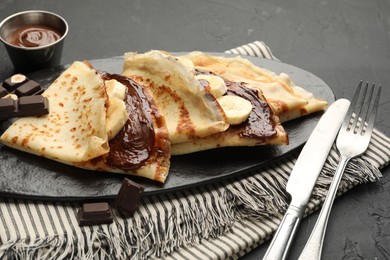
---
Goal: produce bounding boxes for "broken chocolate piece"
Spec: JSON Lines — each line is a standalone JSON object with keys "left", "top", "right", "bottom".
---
{"left": 19, "top": 95, "right": 48, "bottom": 110}
{"left": 77, "top": 202, "right": 113, "bottom": 226}
{"left": 0, "top": 95, "right": 49, "bottom": 120}
{"left": 2, "top": 74, "right": 28, "bottom": 92}
{"left": 14, "top": 80, "right": 42, "bottom": 96}
{"left": 0, "top": 98, "right": 16, "bottom": 112}
{"left": 0, "top": 86, "right": 8, "bottom": 98}
{"left": 115, "top": 178, "right": 145, "bottom": 216}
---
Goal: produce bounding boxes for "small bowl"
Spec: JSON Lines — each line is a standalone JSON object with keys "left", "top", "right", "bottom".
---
{"left": 0, "top": 10, "right": 68, "bottom": 73}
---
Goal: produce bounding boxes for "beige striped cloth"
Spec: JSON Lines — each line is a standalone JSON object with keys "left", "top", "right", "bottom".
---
{"left": 0, "top": 41, "right": 389, "bottom": 259}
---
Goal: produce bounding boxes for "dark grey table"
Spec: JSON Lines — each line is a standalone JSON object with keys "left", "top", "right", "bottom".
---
{"left": 1, "top": 1, "right": 389, "bottom": 259}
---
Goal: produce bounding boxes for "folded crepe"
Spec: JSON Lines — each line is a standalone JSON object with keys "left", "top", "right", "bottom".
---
{"left": 76, "top": 73, "right": 171, "bottom": 183}
{"left": 1, "top": 61, "right": 109, "bottom": 162}
{"left": 121, "top": 51, "right": 289, "bottom": 155}
{"left": 180, "top": 51, "right": 328, "bottom": 123}
{"left": 123, "top": 50, "right": 229, "bottom": 144}
{"left": 171, "top": 77, "right": 288, "bottom": 155}
{"left": 170, "top": 52, "right": 328, "bottom": 154}
{"left": 0, "top": 61, "right": 171, "bottom": 183}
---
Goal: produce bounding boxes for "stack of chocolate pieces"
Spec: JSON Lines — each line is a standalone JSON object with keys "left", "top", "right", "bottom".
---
{"left": 2, "top": 74, "right": 44, "bottom": 96}
{"left": 0, "top": 74, "right": 49, "bottom": 120}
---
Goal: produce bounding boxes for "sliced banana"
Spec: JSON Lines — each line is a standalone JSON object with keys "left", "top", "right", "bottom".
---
{"left": 105, "top": 79, "right": 129, "bottom": 140}
{"left": 195, "top": 74, "right": 227, "bottom": 98}
{"left": 217, "top": 95, "right": 252, "bottom": 125}
{"left": 106, "top": 98, "right": 129, "bottom": 140}
{"left": 105, "top": 79, "right": 127, "bottom": 100}
{"left": 176, "top": 57, "right": 195, "bottom": 73}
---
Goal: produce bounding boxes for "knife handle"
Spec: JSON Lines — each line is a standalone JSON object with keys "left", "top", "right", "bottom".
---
{"left": 263, "top": 205, "right": 303, "bottom": 260}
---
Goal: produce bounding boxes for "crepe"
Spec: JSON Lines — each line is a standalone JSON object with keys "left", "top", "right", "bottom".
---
{"left": 122, "top": 51, "right": 290, "bottom": 155}
{"left": 171, "top": 78, "right": 288, "bottom": 155}
{"left": 170, "top": 51, "right": 329, "bottom": 154}
{"left": 76, "top": 73, "right": 171, "bottom": 183}
{"left": 123, "top": 50, "right": 229, "bottom": 144}
{"left": 0, "top": 61, "right": 171, "bottom": 183}
{"left": 180, "top": 51, "right": 328, "bottom": 123}
{"left": 0, "top": 61, "right": 109, "bottom": 162}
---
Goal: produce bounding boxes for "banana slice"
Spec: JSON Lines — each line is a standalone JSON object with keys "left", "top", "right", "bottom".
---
{"left": 176, "top": 57, "right": 195, "bottom": 73}
{"left": 106, "top": 79, "right": 126, "bottom": 100}
{"left": 106, "top": 98, "right": 129, "bottom": 140}
{"left": 195, "top": 74, "right": 227, "bottom": 98}
{"left": 105, "top": 79, "right": 129, "bottom": 140}
{"left": 217, "top": 95, "right": 252, "bottom": 125}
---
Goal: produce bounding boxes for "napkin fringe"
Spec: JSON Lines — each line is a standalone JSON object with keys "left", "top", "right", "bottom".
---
{"left": 226, "top": 149, "right": 383, "bottom": 221}
{"left": 128, "top": 191, "right": 237, "bottom": 258}
{"left": 313, "top": 157, "right": 382, "bottom": 200}
{"left": 0, "top": 228, "right": 126, "bottom": 260}
{"left": 0, "top": 191, "right": 238, "bottom": 259}
{"left": 224, "top": 160, "right": 291, "bottom": 219}
{"left": 0, "top": 235, "right": 75, "bottom": 260}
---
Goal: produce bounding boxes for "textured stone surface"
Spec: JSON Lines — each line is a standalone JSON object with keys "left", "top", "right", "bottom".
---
{"left": 1, "top": 0, "right": 389, "bottom": 258}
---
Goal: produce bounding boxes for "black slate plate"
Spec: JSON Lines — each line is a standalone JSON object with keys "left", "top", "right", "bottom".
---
{"left": 0, "top": 53, "right": 334, "bottom": 201}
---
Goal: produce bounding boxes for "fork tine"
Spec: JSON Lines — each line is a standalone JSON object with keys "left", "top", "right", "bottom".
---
{"left": 344, "top": 81, "right": 363, "bottom": 131}
{"left": 365, "top": 84, "right": 381, "bottom": 134}
{"left": 346, "top": 81, "right": 381, "bottom": 137}
{"left": 356, "top": 82, "right": 374, "bottom": 135}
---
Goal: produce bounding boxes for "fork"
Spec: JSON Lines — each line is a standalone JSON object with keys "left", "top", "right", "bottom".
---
{"left": 298, "top": 81, "right": 381, "bottom": 260}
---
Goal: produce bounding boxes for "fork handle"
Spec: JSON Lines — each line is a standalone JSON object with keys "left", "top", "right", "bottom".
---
{"left": 298, "top": 155, "right": 350, "bottom": 260}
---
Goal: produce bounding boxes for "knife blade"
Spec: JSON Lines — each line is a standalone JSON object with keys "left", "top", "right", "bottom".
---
{"left": 262, "top": 98, "right": 350, "bottom": 260}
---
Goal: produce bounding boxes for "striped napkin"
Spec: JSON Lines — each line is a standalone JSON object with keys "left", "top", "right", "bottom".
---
{"left": 0, "top": 42, "right": 389, "bottom": 260}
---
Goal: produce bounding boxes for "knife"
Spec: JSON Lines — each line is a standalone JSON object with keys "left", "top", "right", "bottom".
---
{"left": 262, "top": 98, "right": 350, "bottom": 260}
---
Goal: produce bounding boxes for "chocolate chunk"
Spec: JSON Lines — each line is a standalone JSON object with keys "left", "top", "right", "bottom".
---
{"left": 14, "top": 80, "right": 42, "bottom": 96}
{"left": 77, "top": 202, "right": 113, "bottom": 226}
{"left": 1, "top": 74, "right": 47, "bottom": 121}
{"left": 2, "top": 74, "right": 28, "bottom": 92}
{"left": 0, "top": 98, "right": 16, "bottom": 112}
{"left": 19, "top": 95, "right": 47, "bottom": 109}
{"left": 0, "top": 96, "right": 49, "bottom": 120}
{"left": 115, "top": 178, "right": 144, "bottom": 216}
{"left": 0, "top": 86, "right": 8, "bottom": 98}
{"left": 2, "top": 74, "right": 44, "bottom": 97}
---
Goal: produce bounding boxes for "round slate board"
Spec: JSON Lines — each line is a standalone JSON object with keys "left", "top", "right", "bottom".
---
{"left": 0, "top": 53, "right": 335, "bottom": 201}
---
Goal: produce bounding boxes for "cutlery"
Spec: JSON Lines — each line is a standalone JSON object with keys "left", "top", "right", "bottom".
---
{"left": 298, "top": 81, "right": 381, "bottom": 260}
{"left": 263, "top": 98, "right": 350, "bottom": 260}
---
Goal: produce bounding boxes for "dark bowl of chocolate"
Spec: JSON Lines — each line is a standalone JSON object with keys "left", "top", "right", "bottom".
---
{"left": 0, "top": 10, "right": 68, "bottom": 73}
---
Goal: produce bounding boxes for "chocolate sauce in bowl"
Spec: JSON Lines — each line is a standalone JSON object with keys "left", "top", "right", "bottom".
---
{"left": 6, "top": 25, "right": 62, "bottom": 48}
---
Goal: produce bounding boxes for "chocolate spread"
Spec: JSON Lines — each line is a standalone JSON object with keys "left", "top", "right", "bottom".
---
{"left": 225, "top": 80, "right": 277, "bottom": 139}
{"left": 101, "top": 73, "right": 155, "bottom": 170}
{"left": 195, "top": 69, "right": 277, "bottom": 140}
{"left": 6, "top": 25, "right": 62, "bottom": 48}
